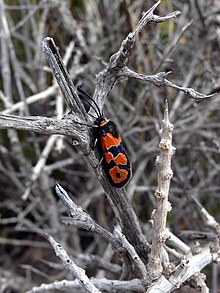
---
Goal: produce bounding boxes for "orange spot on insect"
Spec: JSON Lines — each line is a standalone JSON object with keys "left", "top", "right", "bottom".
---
{"left": 114, "top": 153, "right": 127, "bottom": 165}
{"left": 109, "top": 166, "right": 128, "bottom": 184}
{"left": 105, "top": 152, "right": 114, "bottom": 164}
{"left": 104, "top": 150, "right": 127, "bottom": 165}
{"left": 101, "top": 133, "right": 122, "bottom": 150}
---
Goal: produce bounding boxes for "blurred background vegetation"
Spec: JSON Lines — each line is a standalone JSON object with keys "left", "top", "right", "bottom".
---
{"left": 0, "top": 0, "right": 219, "bottom": 292}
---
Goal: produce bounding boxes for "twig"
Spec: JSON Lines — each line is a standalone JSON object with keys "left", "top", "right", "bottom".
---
{"left": 55, "top": 184, "right": 147, "bottom": 281}
{"left": 1, "top": 85, "right": 58, "bottom": 114}
{"left": 44, "top": 232, "right": 101, "bottom": 293}
{"left": 114, "top": 227, "right": 148, "bottom": 282}
{"left": 55, "top": 183, "right": 122, "bottom": 250}
{"left": 94, "top": 1, "right": 181, "bottom": 110}
{"left": 0, "top": 113, "right": 86, "bottom": 138}
{"left": 155, "top": 20, "right": 193, "bottom": 72}
{"left": 0, "top": 1, "right": 31, "bottom": 174}
{"left": 78, "top": 253, "right": 122, "bottom": 276}
{"left": 0, "top": 237, "right": 49, "bottom": 248}
{"left": 26, "top": 278, "right": 144, "bottom": 293}
{"left": 0, "top": 0, "right": 28, "bottom": 114}
{"left": 191, "top": 195, "right": 220, "bottom": 235}
{"left": 166, "top": 229, "right": 191, "bottom": 255}
{"left": 41, "top": 37, "right": 87, "bottom": 118}
{"left": 21, "top": 264, "right": 54, "bottom": 281}
{"left": 178, "top": 230, "right": 218, "bottom": 241}
{"left": 194, "top": 0, "right": 206, "bottom": 28}
{"left": 122, "top": 68, "right": 216, "bottom": 101}
{"left": 22, "top": 135, "right": 58, "bottom": 200}
{"left": 147, "top": 101, "right": 175, "bottom": 281}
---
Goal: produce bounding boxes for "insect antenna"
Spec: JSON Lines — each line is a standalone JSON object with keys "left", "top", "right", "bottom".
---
{"left": 78, "top": 93, "right": 100, "bottom": 118}
{"left": 77, "top": 86, "right": 102, "bottom": 117}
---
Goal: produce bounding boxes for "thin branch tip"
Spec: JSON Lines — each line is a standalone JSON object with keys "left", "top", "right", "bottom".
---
{"left": 164, "top": 100, "right": 169, "bottom": 122}
{"left": 42, "top": 36, "right": 53, "bottom": 45}
{"left": 41, "top": 37, "right": 52, "bottom": 51}
{"left": 44, "top": 231, "right": 49, "bottom": 238}
{"left": 173, "top": 10, "right": 181, "bottom": 17}
{"left": 165, "top": 71, "right": 172, "bottom": 76}
{"left": 152, "top": 0, "right": 161, "bottom": 10}
{"left": 55, "top": 181, "right": 60, "bottom": 187}
{"left": 55, "top": 182, "right": 62, "bottom": 192}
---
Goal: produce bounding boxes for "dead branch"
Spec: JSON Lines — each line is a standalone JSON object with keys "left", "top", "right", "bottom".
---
{"left": 147, "top": 101, "right": 175, "bottom": 281}
{"left": 27, "top": 278, "right": 144, "bottom": 293}
{"left": 44, "top": 233, "right": 102, "bottom": 293}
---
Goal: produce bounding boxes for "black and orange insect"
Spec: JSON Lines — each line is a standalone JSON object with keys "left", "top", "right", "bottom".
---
{"left": 77, "top": 87, "right": 132, "bottom": 188}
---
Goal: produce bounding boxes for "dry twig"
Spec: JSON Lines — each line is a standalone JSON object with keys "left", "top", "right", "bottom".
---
{"left": 147, "top": 101, "right": 175, "bottom": 281}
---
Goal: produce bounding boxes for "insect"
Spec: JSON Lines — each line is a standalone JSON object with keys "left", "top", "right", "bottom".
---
{"left": 77, "top": 86, "right": 132, "bottom": 188}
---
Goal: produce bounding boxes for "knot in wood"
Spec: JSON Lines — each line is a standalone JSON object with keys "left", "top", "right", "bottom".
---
{"left": 155, "top": 155, "right": 161, "bottom": 165}
{"left": 154, "top": 189, "right": 166, "bottom": 199}
{"left": 127, "top": 32, "right": 135, "bottom": 44}
{"left": 167, "top": 122, "right": 174, "bottom": 132}
{"left": 165, "top": 262, "right": 176, "bottom": 276}
{"left": 164, "top": 171, "right": 173, "bottom": 180}
{"left": 213, "top": 223, "right": 220, "bottom": 235}
{"left": 191, "top": 241, "right": 201, "bottom": 255}
{"left": 72, "top": 139, "right": 80, "bottom": 147}
{"left": 112, "top": 238, "right": 123, "bottom": 251}
{"left": 190, "top": 272, "right": 206, "bottom": 288}
{"left": 40, "top": 118, "right": 54, "bottom": 129}
{"left": 159, "top": 231, "right": 168, "bottom": 243}
{"left": 180, "top": 258, "right": 189, "bottom": 268}
{"left": 159, "top": 140, "right": 169, "bottom": 150}
{"left": 210, "top": 239, "right": 219, "bottom": 253}
{"left": 148, "top": 255, "right": 162, "bottom": 271}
